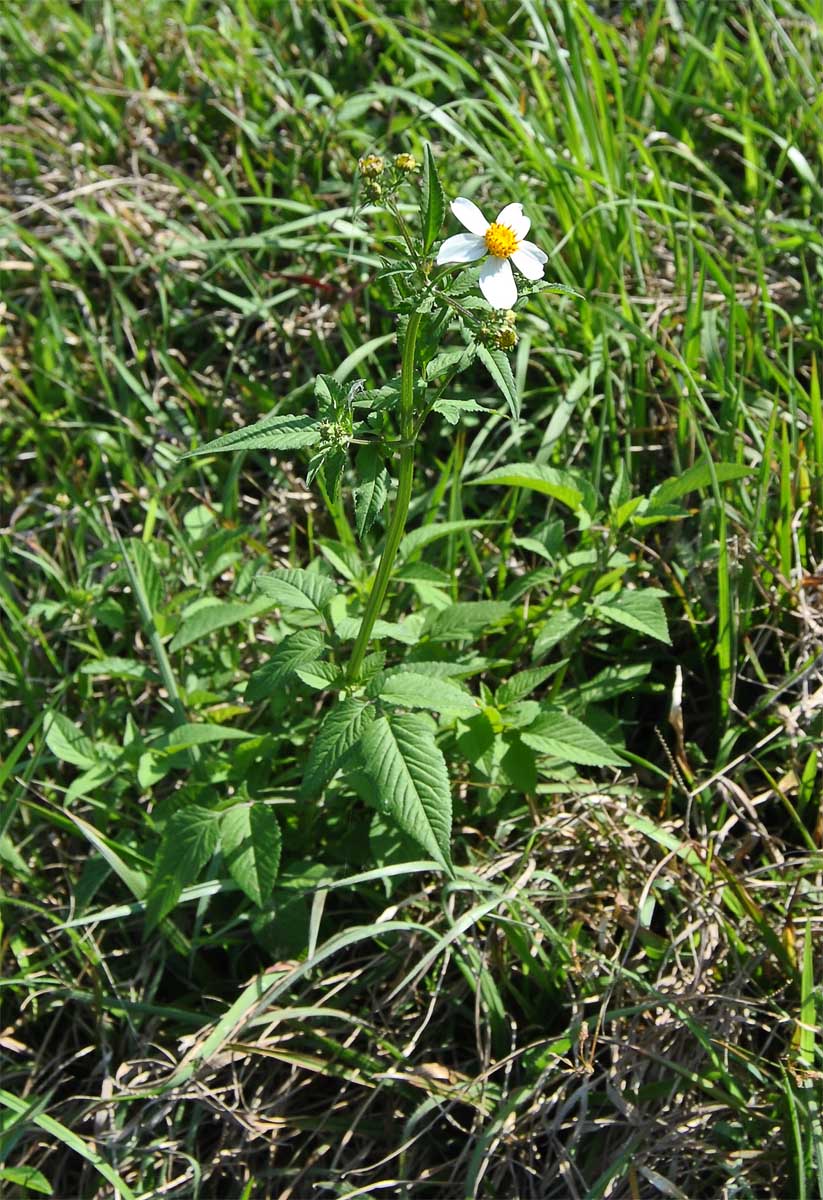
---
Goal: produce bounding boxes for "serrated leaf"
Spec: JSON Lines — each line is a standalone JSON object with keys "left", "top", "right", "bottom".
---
{"left": 476, "top": 343, "right": 519, "bottom": 421}
{"left": 301, "top": 698, "right": 375, "bottom": 798}
{"left": 146, "top": 805, "right": 219, "bottom": 929}
{"left": 255, "top": 567, "right": 337, "bottom": 612}
{"left": 497, "top": 665, "right": 561, "bottom": 707}
{"left": 393, "top": 659, "right": 486, "bottom": 679}
{"left": 245, "top": 629, "right": 325, "bottom": 700}
{"left": 421, "top": 143, "right": 445, "bottom": 254}
{"left": 470, "top": 463, "right": 585, "bottom": 511}
{"left": 423, "top": 600, "right": 510, "bottom": 642}
{"left": 220, "top": 803, "right": 281, "bottom": 908}
{"left": 45, "top": 713, "right": 99, "bottom": 769}
{"left": 424, "top": 345, "right": 477, "bottom": 381}
{"left": 293, "top": 660, "right": 343, "bottom": 689}
{"left": 359, "top": 714, "right": 453, "bottom": 873}
{"left": 575, "top": 662, "right": 653, "bottom": 707}
{"left": 169, "top": 595, "right": 274, "bottom": 652}
{"left": 433, "top": 397, "right": 490, "bottom": 425}
{"left": 521, "top": 707, "right": 625, "bottom": 767}
{"left": 532, "top": 608, "right": 583, "bottom": 659}
{"left": 353, "top": 444, "right": 389, "bottom": 539}
{"left": 322, "top": 445, "right": 347, "bottom": 503}
{"left": 334, "top": 615, "right": 423, "bottom": 645}
{"left": 649, "top": 460, "right": 752, "bottom": 509}
{"left": 182, "top": 414, "right": 322, "bottom": 457}
{"left": 314, "top": 373, "right": 346, "bottom": 410}
{"left": 594, "top": 590, "right": 670, "bottom": 644}
{"left": 379, "top": 672, "right": 479, "bottom": 718}
{"left": 502, "top": 700, "right": 540, "bottom": 729}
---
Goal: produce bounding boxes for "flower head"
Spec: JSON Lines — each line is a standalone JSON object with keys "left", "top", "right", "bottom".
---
{"left": 358, "top": 154, "right": 385, "bottom": 178}
{"left": 436, "top": 197, "right": 547, "bottom": 308}
{"left": 393, "top": 152, "right": 419, "bottom": 174}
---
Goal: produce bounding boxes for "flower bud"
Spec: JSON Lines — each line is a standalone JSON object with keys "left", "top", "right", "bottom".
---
{"left": 358, "top": 154, "right": 385, "bottom": 178}
{"left": 479, "top": 307, "right": 518, "bottom": 351}
{"left": 393, "top": 152, "right": 418, "bottom": 174}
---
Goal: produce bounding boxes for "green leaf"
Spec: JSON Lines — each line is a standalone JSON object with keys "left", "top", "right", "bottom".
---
{"left": 79, "top": 656, "right": 159, "bottom": 681}
{"left": 0, "top": 1091, "right": 136, "bottom": 1200}
{"left": 476, "top": 343, "right": 519, "bottom": 421}
{"left": 470, "top": 463, "right": 586, "bottom": 511}
{"left": 432, "top": 397, "right": 490, "bottom": 425}
{"left": 314, "top": 373, "right": 346, "bottom": 412}
{"left": 293, "top": 660, "right": 344, "bottom": 689}
{"left": 65, "top": 761, "right": 115, "bottom": 804}
{"left": 399, "top": 518, "right": 499, "bottom": 559}
{"left": 423, "top": 600, "right": 510, "bottom": 642}
{"left": 594, "top": 589, "right": 670, "bottom": 644}
{"left": 182, "top": 414, "right": 322, "bottom": 457}
{"left": 424, "top": 345, "right": 477, "bottom": 380}
{"left": 532, "top": 608, "right": 584, "bottom": 659}
{"left": 322, "top": 445, "right": 347, "bottom": 503}
{"left": 301, "top": 698, "right": 375, "bottom": 798}
{"left": 245, "top": 630, "right": 325, "bottom": 701}
{"left": 152, "top": 723, "right": 257, "bottom": 752}
{"left": 255, "top": 567, "right": 337, "bottom": 613}
{"left": 353, "top": 444, "right": 389, "bottom": 539}
{"left": 220, "top": 803, "right": 282, "bottom": 908}
{"left": 497, "top": 665, "right": 561, "bottom": 707}
{"left": 649, "top": 460, "right": 752, "bottom": 508}
{"left": 378, "top": 672, "right": 479, "bottom": 718}
{"left": 128, "top": 540, "right": 164, "bottom": 616}
{"left": 334, "top": 615, "right": 423, "bottom": 645}
{"left": 0, "top": 1167, "right": 53, "bottom": 1195}
{"left": 45, "top": 713, "right": 98, "bottom": 769}
{"left": 169, "top": 595, "right": 274, "bottom": 652}
{"left": 359, "top": 714, "right": 453, "bottom": 873}
{"left": 521, "top": 707, "right": 625, "bottom": 767}
{"left": 421, "top": 143, "right": 445, "bottom": 254}
{"left": 146, "top": 805, "right": 219, "bottom": 929}
{"left": 500, "top": 735, "right": 538, "bottom": 794}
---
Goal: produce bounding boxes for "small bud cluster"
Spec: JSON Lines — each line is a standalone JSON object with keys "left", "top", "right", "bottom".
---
{"left": 479, "top": 308, "right": 518, "bottom": 351}
{"left": 357, "top": 150, "right": 419, "bottom": 203}
{"left": 318, "top": 417, "right": 350, "bottom": 449}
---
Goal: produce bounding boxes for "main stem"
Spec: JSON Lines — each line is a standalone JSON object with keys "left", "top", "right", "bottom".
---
{"left": 346, "top": 310, "right": 422, "bottom": 682}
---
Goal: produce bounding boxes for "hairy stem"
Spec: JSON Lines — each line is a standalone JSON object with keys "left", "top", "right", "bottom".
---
{"left": 346, "top": 311, "right": 422, "bottom": 682}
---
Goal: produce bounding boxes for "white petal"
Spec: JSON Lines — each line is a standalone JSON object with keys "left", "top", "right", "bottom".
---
{"left": 512, "top": 247, "right": 545, "bottom": 281}
{"left": 519, "top": 238, "right": 547, "bottom": 264}
{"left": 479, "top": 256, "right": 517, "bottom": 308}
{"left": 450, "top": 197, "right": 488, "bottom": 236}
{"left": 495, "top": 202, "right": 530, "bottom": 240}
{"left": 436, "top": 233, "right": 487, "bottom": 265}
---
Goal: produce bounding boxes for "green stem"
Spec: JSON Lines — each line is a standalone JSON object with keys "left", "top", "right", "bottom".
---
{"left": 347, "top": 311, "right": 422, "bottom": 682}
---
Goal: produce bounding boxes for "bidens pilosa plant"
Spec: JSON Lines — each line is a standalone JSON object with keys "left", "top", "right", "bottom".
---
{"left": 184, "top": 146, "right": 628, "bottom": 886}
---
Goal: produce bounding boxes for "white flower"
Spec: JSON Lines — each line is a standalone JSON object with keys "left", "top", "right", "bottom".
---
{"left": 435, "top": 197, "right": 548, "bottom": 308}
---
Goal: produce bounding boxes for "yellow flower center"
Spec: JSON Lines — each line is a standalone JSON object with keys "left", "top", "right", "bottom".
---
{"left": 484, "top": 222, "right": 519, "bottom": 259}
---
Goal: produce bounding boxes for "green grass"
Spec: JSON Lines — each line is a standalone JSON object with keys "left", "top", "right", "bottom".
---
{"left": 2, "top": 1, "right": 823, "bottom": 1196}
